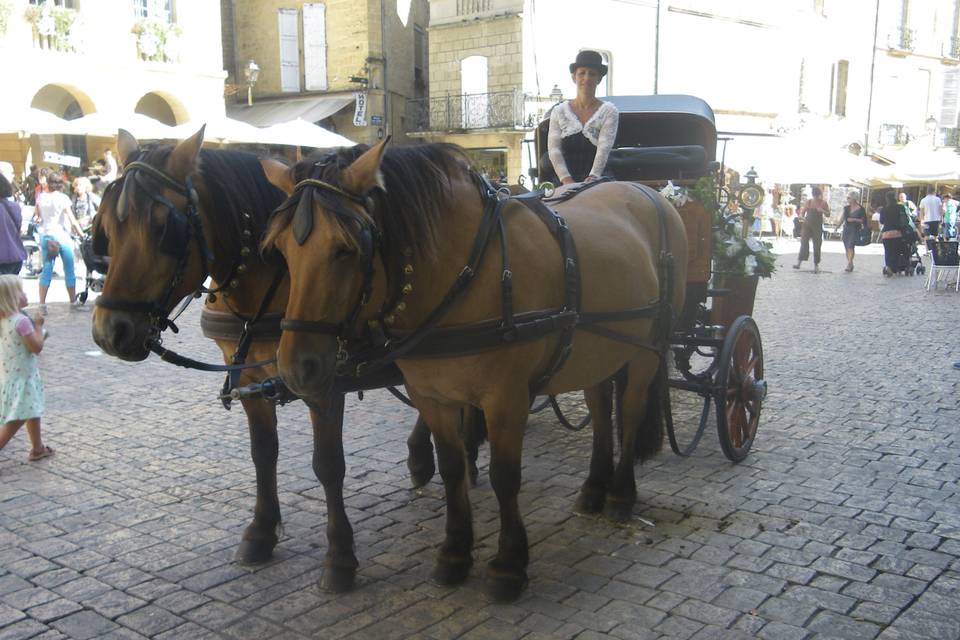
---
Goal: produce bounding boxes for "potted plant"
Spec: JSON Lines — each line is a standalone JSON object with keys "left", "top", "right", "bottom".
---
{"left": 132, "top": 18, "right": 181, "bottom": 63}
{"left": 24, "top": 1, "right": 75, "bottom": 51}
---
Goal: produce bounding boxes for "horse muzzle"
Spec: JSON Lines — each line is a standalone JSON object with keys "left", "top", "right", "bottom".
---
{"left": 277, "top": 347, "right": 338, "bottom": 399}
{"left": 91, "top": 309, "right": 151, "bottom": 361}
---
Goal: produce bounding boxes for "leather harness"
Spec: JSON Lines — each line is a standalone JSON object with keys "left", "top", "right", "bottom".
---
{"left": 280, "top": 174, "right": 677, "bottom": 397}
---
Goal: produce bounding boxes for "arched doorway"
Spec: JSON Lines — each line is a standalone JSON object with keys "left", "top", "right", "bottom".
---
{"left": 134, "top": 92, "right": 187, "bottom": 125}
{"left": 30, "top": 84, "right": 95, "bottom": 166}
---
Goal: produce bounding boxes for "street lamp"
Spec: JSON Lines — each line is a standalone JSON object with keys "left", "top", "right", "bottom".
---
{"left": 243, "top": 59, "right": 260, "bottom": 107}
{"left": 549, "top": 84, "right": 563, "bottom": 103}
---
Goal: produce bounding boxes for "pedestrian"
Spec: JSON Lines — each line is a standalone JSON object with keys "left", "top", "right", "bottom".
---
{"left": 943, "top": 193, "right": 956, "bottom": 239}
{"left": 898, "top": 192, "right": 917, "bottom": 220}
{"left": 101, "top": 148, "right": 118, "bottom": 184}
{"left": 879, "top": 191, "right": 909, "bottom": 276}
{"left": 837, "top": 192, "right": 867, "bottom": 272}
{"left": 918, "top": 186, "right": 943, "bottom": 240}
{"left": 0, "top": 274, "right": 52, "bottom": 462}
{"left": 0, "top": 172, "right": 27, "bottom": 276}
{"left": 547, "top": 50, "right": 619, "bottom": 185}
{"left": 71, "top": 176, "right": 100, "bottom": 230}
{"left": 793, "top": 186, "right": 830, "bottom": 273}
{"left": 34, "top": 174, "right": 84, "bottom": 312}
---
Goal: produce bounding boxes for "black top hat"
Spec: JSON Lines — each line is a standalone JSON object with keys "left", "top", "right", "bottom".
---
{"left": 569, "top": 50, "right": 607, "bottom": 76}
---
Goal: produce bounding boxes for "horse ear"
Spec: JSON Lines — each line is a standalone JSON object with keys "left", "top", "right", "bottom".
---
{"left": 168, "top": 125, "right": 206, "bottom": 180}
{"left": 341, "top": 137, "right": 390, "bottom": 196}
{"left": 261, "top": 158, "right": 294, "bottom": 195}
{"left": 117, "top": 129, "right": 139, "bottom": 167}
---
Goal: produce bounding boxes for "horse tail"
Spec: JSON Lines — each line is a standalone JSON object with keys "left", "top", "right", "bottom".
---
{"left": 633, "top": 357, "right": 666, "bottom": 462}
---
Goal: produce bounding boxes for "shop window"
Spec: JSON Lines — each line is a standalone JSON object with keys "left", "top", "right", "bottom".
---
{"left": 133, "top": 0, "right": 174, "bottom": 22}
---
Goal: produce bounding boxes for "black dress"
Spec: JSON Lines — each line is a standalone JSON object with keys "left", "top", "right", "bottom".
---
{"left": 840, "top": 205, "right": 867, "bottom": 250}
{"left": 560, "top": 133, "right": 598, "bottom": 183}
{"left": 879, "top": 204, "right": 908, "bottom": 271}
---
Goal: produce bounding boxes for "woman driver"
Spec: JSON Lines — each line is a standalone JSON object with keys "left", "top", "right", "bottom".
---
{"left": 547, "top": 50, "right": 620, "bottom": 185}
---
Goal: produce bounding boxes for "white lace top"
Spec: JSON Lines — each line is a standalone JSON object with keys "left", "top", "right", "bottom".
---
{"left": 547, "top": 100, "right": 619, "bottom": 182}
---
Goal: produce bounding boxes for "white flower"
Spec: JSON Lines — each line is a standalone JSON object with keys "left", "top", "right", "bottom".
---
{"left": 745, "top": 255, "right": 757, "bottom": 274}
{"left": 725, "top": 240, "right": 742, "bottom": 257}
{"left": 745, "top": 237, "right": 763, "bottom": 253}
{"left": 37, "top": 13, "right": 55, "bottom": 36}
{"left": 139, "top": 31, "right": 159, "bottom": 57}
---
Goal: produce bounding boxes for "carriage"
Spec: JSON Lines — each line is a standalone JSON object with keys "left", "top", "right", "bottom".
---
{"left": 533, "top": 94, "right": 767, "bottom": 462}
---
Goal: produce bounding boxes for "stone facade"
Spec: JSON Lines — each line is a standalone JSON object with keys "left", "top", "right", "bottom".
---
{"left": 0, "top": 0, "right": 226, "bottom": 176}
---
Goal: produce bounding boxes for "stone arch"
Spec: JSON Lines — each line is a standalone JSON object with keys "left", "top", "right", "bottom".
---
{"left": 30, "top": 84, "right": 95, "bottom": 165}
{"left": 134, "top": 91, "right": 188, "bottom": 125}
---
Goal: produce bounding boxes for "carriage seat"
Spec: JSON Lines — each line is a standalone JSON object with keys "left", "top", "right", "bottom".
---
{"left": 537, "top": 145, "right": 709, "bottom": 183}
{"left": 606, "top": 145, "right": 708, "bottom": 181}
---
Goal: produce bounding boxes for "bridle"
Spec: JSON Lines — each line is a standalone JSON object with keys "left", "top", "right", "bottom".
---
{"left": 276, "top": 177, "right": 380, "bottom": 363}
{"left": 94, "top": 160, "right": 234, "bottom": 333}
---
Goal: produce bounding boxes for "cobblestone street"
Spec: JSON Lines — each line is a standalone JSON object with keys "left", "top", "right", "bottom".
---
{"left": 2, "top": 241, "right": 959, "bottom": 640}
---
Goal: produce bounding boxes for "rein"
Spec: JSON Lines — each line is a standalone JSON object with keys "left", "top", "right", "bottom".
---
{"left": 279, "top": 173, "right": 677, "bottom": 395}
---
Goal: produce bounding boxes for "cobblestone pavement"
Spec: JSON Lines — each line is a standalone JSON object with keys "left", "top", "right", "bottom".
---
{"left": 2, "top": 242, "right": 959, "bottom": 640}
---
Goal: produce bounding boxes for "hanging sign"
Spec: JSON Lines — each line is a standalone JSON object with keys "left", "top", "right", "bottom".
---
{"left": 42, "top": 151, "right": 81, "bottom": 168}
{"left": 353, "top": 92, "right": 368, "bottom": 127}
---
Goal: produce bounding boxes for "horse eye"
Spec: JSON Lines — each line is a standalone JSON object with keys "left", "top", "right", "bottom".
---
{"left": 334, "top": 245, "right": 357, "bottom": 260}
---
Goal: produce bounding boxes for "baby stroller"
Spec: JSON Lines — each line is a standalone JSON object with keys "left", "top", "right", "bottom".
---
{"left": 76, "top": 232, "right": 109, "bottom": 304}
{"left": 908, "top": 238, "right": 925, "bottom": 276}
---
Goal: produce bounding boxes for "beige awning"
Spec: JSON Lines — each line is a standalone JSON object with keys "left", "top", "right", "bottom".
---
{"left": 227, "top": 94, "right": 355, "bottom": 127}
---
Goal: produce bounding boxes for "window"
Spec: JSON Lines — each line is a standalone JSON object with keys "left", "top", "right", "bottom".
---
{"left": 461, "top": 55, "right": 488, "bottom": 128}
{"left": 414, "top": 25, "right": 427, "bottom": 99}
{"left": 278, "top": 9, "right": 301, "bottom": 93}
{"left": 833, "top": 60, "right": 848, "bottom": 116}
{"left": 303, "top": 3, "right": 327, "bottom": 91}
{"left": 133, "top": 0, "right": 173, "bottom": 21}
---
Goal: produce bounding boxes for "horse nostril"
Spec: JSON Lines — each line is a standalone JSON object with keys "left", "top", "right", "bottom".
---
{"left": 111, "top": 316, "right": 134, "bottom": 350}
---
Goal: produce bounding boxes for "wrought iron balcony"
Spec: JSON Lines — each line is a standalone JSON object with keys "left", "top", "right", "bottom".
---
{"left": 406, "top": 90, "right": 527, "bottom": 133}
{"left": 880, "top": 123, "right": 910, "bottom": 146}
{"left": 886, "top": 26, "right": 916, "bottom": 52}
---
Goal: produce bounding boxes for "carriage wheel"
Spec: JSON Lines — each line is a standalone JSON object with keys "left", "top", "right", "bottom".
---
{"left": 715, "top": 316, "right": 766, "bottom": 462}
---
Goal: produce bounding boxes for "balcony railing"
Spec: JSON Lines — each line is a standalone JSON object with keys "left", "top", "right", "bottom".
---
{"left": 407, "top": 90, "right": 526, "bottom": 132}
{"left": 880, "top": 123, "right": 910, "bottom": 145}
{"left": 886, "top": 26, "right": 916, "bottom": 52}
{"left": 943, "top": 36, "right": 960, "bottom": 60}
{"left": 940, "top": 127, "right": 960, "bottom": 147}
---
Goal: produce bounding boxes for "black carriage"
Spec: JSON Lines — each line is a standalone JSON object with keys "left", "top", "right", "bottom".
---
{"left": 533, "top": 94, "right": 767, "bottom": 462}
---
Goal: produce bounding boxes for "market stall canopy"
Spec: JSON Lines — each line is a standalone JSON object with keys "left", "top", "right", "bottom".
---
{"left": 872, "top": 143, "right": 960, "bottom": 183}
{"left": 227, "top": 94, "right": 355, "bottom": 127}
{"left": 722, "top": 134, "right": 883, "bottom": 185}
{"left": 170, "top": 117, "right": 268, "bottom": 144}
{"left": 62, "top": 112, "right": 176, "bottom": 140}
{"left": 259, "top": 118, "right": 355, "bottom": 148}
{"left": 0, "top": 107, "right": 72, "bottom": 135}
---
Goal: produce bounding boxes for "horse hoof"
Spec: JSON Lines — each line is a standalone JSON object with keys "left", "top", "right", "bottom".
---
{"left": 234, "top": 538, "right": 275, "bottom": 566}
{"left": 407, "top": 450, "right": 436, "bottom": 488}
{"left": 319, "top": 565, "right": 356, "bottom": 593}
{"left": 603, "top": 498, "right": 634, "bottom": 523}
{"left": 486, "top": 571, "right": 528, "bottom": 602}
{"left": 431, "top": 557, "right": 472, "bottom": 586}
{"left": 574, "top": 488, "right": 605, "bottom": 514}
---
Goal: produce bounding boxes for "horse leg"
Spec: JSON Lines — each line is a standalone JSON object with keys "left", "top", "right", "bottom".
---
{"left": 463, "top": 407, "right": 487, "bottom": 487}
{"left": 411, "top": 396, "right": 474, "bottom": 585}
{"left": 574, "top": 379, "right": 615, "bottom": 514}
{"left": 484, "top": 392, "right": 531, "bottom": 602}
{"left": 406, "top": 415, "right": 435, "bottom": 488}
{"left": 308, "top": 393, "right": 358, "bottom": 592}
{"left": 235, "top": 397, "right": 281, "bottom": 565}
{"left": 606, "top": 352, "right": 662, "bottom": 522}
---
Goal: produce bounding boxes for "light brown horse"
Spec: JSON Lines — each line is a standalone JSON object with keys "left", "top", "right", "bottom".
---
{"left": 89, "top": 129, "right": 456, "bottom": 593}
{"left": 262, "top": 141, "right": 688, "bottom": 600}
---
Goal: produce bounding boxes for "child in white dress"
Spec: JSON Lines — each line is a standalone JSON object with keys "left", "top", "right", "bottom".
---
{"left": 0, "top": 275, "right": 52, "bottom": 461}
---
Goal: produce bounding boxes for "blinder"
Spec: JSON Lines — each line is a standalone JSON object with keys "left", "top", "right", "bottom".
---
{"left": 158, "top": 207, "right": 190, "bottom": 257}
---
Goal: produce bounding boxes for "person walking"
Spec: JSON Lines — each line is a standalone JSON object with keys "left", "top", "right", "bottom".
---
{"left": 0, "top": 172, "right": 26, "bottom": 276}
{"left": 879, "top": 191, "right": 909, "bottom": 276}
{"left": 0, "top": 275, "right": 52, "bottom": 462}
{"left": 793, "top": 186, "right": 830, "bottom": 273}
{"left": 34, "top": 174, "right": 84, "bottom": 312}
{"left": 838, "top": 192, "right": 867, "bottom": 272}
{"left": 918, "top": 186, "right": 943, "bottom": 240}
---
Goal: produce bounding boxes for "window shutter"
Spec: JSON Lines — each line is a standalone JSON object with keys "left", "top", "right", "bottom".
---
{"left": 941, "top": 67, "right": 960, "bottom": 128}
{"left": 278, "top": 9, "right": 301, "bottom": 93}
{"left": 303, "top": 3, "right": 327, "bottom": 91}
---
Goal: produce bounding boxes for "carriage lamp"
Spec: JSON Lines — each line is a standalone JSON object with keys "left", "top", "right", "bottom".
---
{"left": 549, "top": 84, "right": 563, "bottom": 103}
{"left": 244, "top": 59, "right": 260, "bottom": 106}
{"left": 737, "top": 167, "right": 764, "bottom": 236}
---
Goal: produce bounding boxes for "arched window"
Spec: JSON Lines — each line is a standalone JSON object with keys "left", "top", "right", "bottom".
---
{"left": 461, "top": 55, "right": 488, "bottom": 128}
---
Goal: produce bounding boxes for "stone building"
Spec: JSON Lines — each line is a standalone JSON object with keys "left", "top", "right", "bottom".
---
{"left": 222, "top": 0, "right": 429, "bottom": 146}
{"left": 0, "top": 0, "right": 226, "bottom": 176}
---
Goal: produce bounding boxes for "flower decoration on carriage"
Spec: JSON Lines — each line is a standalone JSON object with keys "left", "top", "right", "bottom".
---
{"left": 659, "top": 180, "right": 690, "bottom": 208}
{"left": 713, "top": 213, "right": 777, "bottom": 278}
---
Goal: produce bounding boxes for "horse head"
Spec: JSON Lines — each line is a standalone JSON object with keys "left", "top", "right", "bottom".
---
{"left": 91, "top": 127, "right": 209, "bottom": 360}
{"left": 261, "top": 140, "right": 389, "bottom": 399}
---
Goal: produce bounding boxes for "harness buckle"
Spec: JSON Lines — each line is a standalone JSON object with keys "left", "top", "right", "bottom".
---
{"left": 496, "top": 187, "right": 512, "bottom": 201}
{"left": 502, "top": 269, "right": 513, "bottom": 281}
{"left": 459, "top": 265, "right": 474, "bottom": 279}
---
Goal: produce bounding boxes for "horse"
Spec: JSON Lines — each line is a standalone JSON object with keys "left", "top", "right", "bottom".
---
{"left": 89, "top": 128, "right": 464, "bottom": 592}
{"left": 260, "top": 140, "right": 688, "bottom": 600}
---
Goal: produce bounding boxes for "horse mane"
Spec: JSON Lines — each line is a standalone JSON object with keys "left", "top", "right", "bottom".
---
{"left": 101, "top": 144, "right": 287, "bottom": 282}
{"left": 265, "top": 143, "right": 474, "bottom": 271}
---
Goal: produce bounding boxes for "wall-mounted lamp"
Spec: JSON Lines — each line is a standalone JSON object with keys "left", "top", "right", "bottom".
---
{"left": 243, "top": 59, "right": 260, "bottom": 106}
{"left": 549, "top": 84, "right": 563, "bottom": 103}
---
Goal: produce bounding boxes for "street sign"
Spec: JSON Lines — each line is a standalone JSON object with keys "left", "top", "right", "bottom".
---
{"left": 42, "top": 151, "right": 81, "bottom": 168}
{"left": 371, "top": 115, "right": 383, "bottom": 125}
